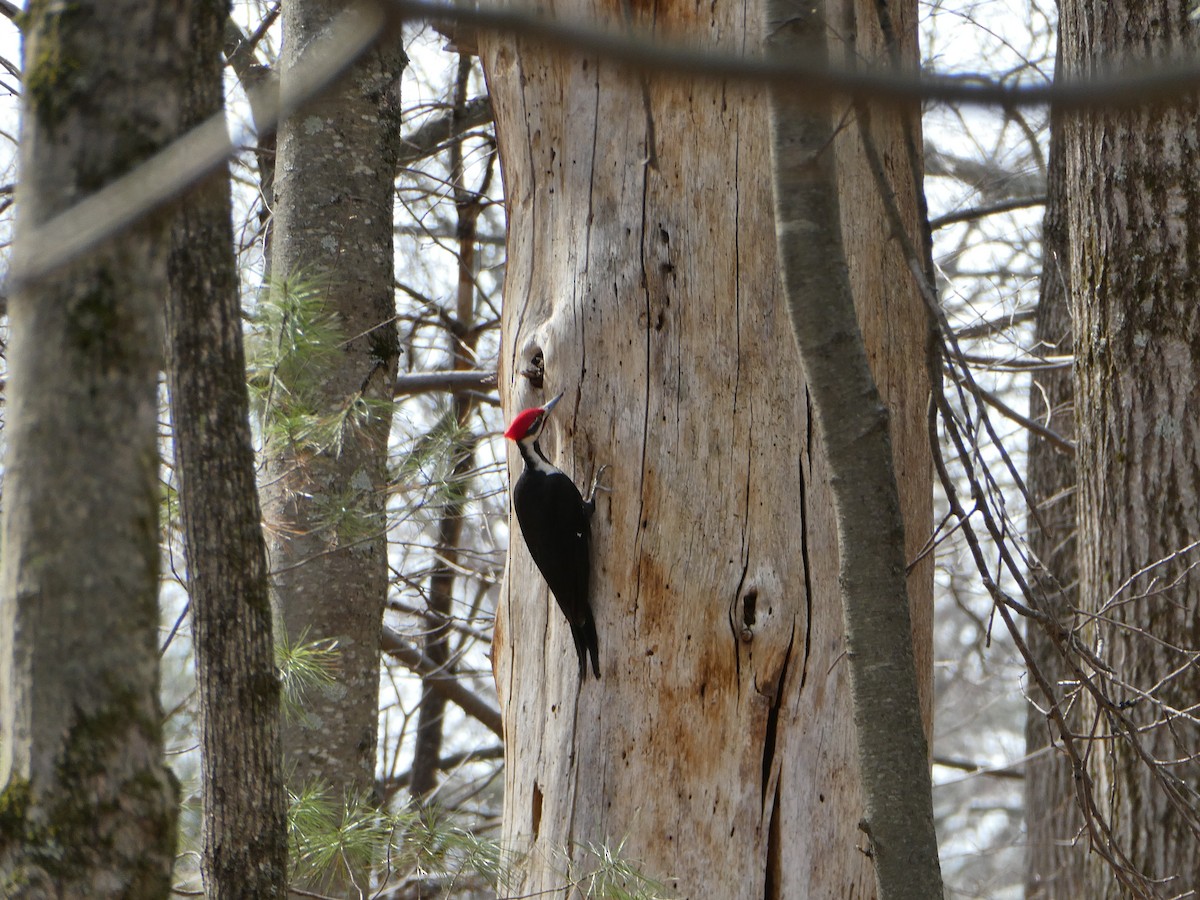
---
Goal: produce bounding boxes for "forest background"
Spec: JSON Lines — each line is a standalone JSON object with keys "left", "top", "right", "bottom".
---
{"left": 0, "top": 0, "right": 1189, "bottom": 897}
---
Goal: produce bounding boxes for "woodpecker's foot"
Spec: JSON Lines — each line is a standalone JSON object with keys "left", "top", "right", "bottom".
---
{"left": 585, "top": 464, "right": 611, "bottom": 509}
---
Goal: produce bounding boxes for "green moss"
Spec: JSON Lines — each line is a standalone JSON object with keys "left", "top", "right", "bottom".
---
{"left": 67, "top": 282, "right": 116, "bottom": 349}
{"left": 0, "top": 777, "right": 31, "bottom": 848}
{"left": 21, "top": 688, "right": 177, "bottom": 884}
{"left": 0, "top": 776, "right": 55, "bottom": 890}
{"left": 22, "top": 1, "right": 88, "bottom": 133}
{"left": 22, "top": 0, "right": 170, "bottom": 186}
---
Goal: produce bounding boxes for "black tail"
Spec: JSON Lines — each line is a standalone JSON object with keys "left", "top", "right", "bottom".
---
{"left": 571, "top": 615, "right": 601, "bottom": 680}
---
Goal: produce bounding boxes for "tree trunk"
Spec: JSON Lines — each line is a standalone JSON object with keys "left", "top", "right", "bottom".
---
{"left": 261, "top": 0, "right": 405, "bottom": 886}
{"left": 480, "top": 0, "right": 932, "bottom": 892}
{"left": 1061, "top": 1, "right": 1200, "bottom": 893}
{"left": 765, "top": 0, "right": 941, "bottom": 895}
{"left": 0, "top": 1, "right": 184, "bottom": 894}
{"left": 164, "top": 2, "right": 287, "bottom": 896}
{"left": 1024, "top": 71, "right": 1085, "bottom": 898}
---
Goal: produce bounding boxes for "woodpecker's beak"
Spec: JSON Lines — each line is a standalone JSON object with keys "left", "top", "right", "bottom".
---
{"left": 542, "top": 392, "right": 564, "bottom": 416}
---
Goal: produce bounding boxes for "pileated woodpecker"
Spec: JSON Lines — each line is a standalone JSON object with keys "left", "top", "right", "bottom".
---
{"left": 504, "top": 392, "right": 604, "bottom": 680}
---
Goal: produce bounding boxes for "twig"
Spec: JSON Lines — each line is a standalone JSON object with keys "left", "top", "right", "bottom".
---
{"left": 929, "top": 194, "right": 1046, "bottom": 229}
{"left": 945, "top": 363, "right": 1075, "bottom": 455}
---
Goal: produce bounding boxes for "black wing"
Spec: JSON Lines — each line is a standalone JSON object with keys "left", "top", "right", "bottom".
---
{"left": 512, "top": 469, "right": 601, "bottom": 678}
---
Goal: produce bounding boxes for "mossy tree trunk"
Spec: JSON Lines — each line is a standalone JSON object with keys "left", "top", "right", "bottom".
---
{"left": 0, "top": 0, "right": 186, "bottom": 894}
{"left": 1061, "top": 0, "right": 1200, "bottom": 893}
{"left": 164, "top": 0, "right": 287, "bottom": 896}
{"left": 481, "top": 0, "right": 933, "bottom": 893}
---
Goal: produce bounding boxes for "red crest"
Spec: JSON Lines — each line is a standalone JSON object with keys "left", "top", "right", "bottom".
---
{"left": 504, "top": 407, "right": 544, "bottom": 440}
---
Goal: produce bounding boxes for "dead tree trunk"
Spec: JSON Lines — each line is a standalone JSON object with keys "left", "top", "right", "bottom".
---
{"left": 481, "top": 0, "right": 933, "bottom": 893}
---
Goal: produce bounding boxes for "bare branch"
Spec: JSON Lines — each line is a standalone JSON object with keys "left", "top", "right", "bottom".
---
{"left": 397, "top": 95, "right": 493, "bottom": 168}
{"left": 946, "top": 364, "right": 1075, "bottom": 455}
{"left": 925, "top": 144, "right": 1047, "bottom": 199}
{"left": 394, "top": 369, "right": 496, "bottom": 397}
{"left": 393, "top": 0, "right": 1200, "bottom": 110}
{"left": 929, "top": 195, "right": 1046, "bottom": 230}
{"left": 13, "top": 0, "right": 1200, "bottom": 290}
{"left": 381, "top": 626, "right": 502, "bottom": 738}
{"left": 8, "top": 1, "right": 389, "bottom": 286}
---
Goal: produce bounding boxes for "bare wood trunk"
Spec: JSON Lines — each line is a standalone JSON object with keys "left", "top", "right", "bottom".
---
{"left": 0, "top": 1, "right": 185, "bottom": 894}
{"left": 481, "top": 0, "right": 931, "bottom": 893}
{"left": 1061, "top": 1, "right": 1200, "bottom": 893}
{"left": 164, "top": 2, "right": 287, "bottom": 896}
{"left": 262, "top": 0, "right": 405, "bottom": 846}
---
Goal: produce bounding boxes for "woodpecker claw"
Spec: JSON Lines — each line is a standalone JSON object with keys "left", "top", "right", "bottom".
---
{"left": 586, "top": 464, "right": 611, "bottom": 505}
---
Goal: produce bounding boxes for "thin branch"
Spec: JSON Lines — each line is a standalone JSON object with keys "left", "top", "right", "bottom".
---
{"left": 8, "top": 0, "right": 390, "bottom": 286}
{"left": 946, "top": 364, "right": 1075, "bottom": 455}
{"left": 381, "top": 626, "right": 502, "bottom": 738}
{"left": 394, "top": 369, "right": 496, "bottom": 397}
{"left": 397, "top": 95, "right": 493, "bottom": 168}
{"left": 929, "top": 194, "right": 1046, "bottom": 230}
{"left": 393, "top": 0, "right": 1200, "bottom": 111}
{"left": 12, "top": 0, "right": 1200, "bottom": 287}
{"left": 925, "top": 143, "right": 1047, "bottom": 199}
{"left": 933, "top": 754, "right": 1028, "bottom": 781}
{"left": 379, "top": 745, "right": 504, "bottom": 794}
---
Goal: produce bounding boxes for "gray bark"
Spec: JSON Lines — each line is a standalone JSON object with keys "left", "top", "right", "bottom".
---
{"left": 0, "top": 0, "right": 184, "bottom": 893}
{"left": 765, "top": 1, "right": 942, "bottom": 897}
{"left": 261, "top": 0, "right": 405, "bottom": 887}
{"left": 165, "top": 2, "right": 287, "bottom": 897}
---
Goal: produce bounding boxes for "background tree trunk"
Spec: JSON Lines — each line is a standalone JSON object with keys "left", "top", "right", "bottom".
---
{"left": 0, "top": 0, "right": 184, "bottom": 894}
{"left": 164, "top": 1, "right": 287, "bottom": 896}
{"left": 261, "top": 0, "right": 405, "bottom": 848}
{"left": 481, "top": 0, "right": 931, "bottom": 893}
{"left": 1024, "top": 76, "right": 1085, "bottom": 898}
{"left": 1060, "top": 0, "right": 1200, "bottom": 892}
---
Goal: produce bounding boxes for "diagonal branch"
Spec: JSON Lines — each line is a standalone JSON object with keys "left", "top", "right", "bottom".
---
{"left": 381, "top": 626, "right": 502, "bottom": 738}
{"left": 764, "top": 3, "right": 942, "bottom": 897}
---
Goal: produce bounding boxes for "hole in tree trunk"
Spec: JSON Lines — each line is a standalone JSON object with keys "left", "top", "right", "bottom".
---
{"left": 531, "top": 780, "right": 543, "bottom": 839}
{"left": 743, "top": 588, "right": 758, "bottom": 627}
{"left": 522, "top": 350, "right": 545, "bottom": 389}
